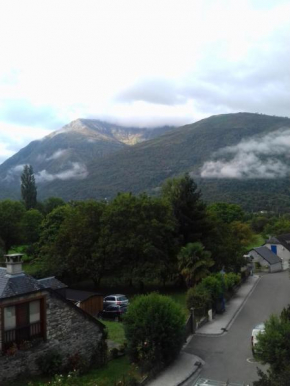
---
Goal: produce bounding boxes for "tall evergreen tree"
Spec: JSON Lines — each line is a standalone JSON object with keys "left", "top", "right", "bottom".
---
{"left": 161, "top": 173, "right": 210, "bottom": 245}
{"left": 21, "top": 164, "right": 37, "bottom": 210}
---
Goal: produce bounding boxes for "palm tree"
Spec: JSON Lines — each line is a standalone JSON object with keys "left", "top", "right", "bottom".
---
{"left": 178, "top": 242, "right": 214, "bottom": 288}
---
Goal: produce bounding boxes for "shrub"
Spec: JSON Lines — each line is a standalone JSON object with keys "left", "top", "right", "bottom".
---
{"left": 200, "top": 275, "right": 223, "bottom": 302}
{"left": 36, "top": 350, "right": 63, "bottom": 376}
{"left": 123, "top": 293, "right": 186, "bottom": 373}
{"left": 224, "top": 272, "right": 241, "bottom": 291}
{"left": 66, "top": 352, "right": 89, "bottom": 374}
{"left": 186, "top": 284, "right": 211, "bottom": 317}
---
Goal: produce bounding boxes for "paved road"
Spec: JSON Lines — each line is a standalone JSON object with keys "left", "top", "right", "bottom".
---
{"left": 184, "top": 271, "right": 290, "bottom": 385}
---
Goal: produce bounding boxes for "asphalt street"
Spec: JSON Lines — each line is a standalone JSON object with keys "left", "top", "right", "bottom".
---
{"left": 184, "top": 271, "right": 290, "bottom": 385}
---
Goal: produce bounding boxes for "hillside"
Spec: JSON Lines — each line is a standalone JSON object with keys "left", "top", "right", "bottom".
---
{"left": 0, "top": 119, "right": 173, "bottom": 199}
{"left": 1, "top": 112, "right": 290, "bottom": 211}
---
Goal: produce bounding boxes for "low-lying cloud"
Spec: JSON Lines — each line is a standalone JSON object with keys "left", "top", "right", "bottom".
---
{"left": 46, "top": 149, "right": 69, "bottom": 161}
{"left": 200, "top": 128, "right": 290, "bottom": 179}
{"left": 35, "top": 162, "right": 88, "bottom": 183}
{"left": 3, "top": 164, "right": 25, "bottom": 182}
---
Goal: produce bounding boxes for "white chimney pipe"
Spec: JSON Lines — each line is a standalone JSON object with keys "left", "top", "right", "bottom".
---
{"left": 4, "top": 254, "right": 24, "bottom": 275}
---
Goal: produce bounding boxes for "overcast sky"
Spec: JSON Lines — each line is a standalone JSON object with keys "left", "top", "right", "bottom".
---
{"left": 0, "top": 0, "right": 289, "bottom": 164}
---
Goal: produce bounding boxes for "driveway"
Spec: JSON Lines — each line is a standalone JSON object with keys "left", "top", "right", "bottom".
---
{"left": 184, "top": 271, "right": 290, "bottom": 384}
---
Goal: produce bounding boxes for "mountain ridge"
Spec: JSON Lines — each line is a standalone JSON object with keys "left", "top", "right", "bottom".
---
{"left": 1, "top": 112, "right": 290, "bottom": 211}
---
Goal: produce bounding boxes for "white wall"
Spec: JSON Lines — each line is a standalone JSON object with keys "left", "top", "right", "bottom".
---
{"left": 265, "top": 243, "right": 290, "bottom": 270}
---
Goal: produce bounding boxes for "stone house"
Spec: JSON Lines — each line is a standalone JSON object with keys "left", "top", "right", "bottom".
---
{"left": 0, "top": 254, "right": 105, "bottom": 384}
{"left": 265, "top": 234, "right": 290, "bottom": 270}
{"left": 248, "top": 246, "right": 282, "bottom": 273}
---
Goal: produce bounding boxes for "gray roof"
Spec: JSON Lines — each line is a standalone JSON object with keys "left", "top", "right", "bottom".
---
{"left": 38, "top": 277, "right": 67, "bottom": 290}
{"left": 0, "top": 267, "right": 44, "bottom": 299}
{"left": 56, "top": 288, "right": 102, "bottom": 302}
{"left": 266, "top": 237, "right": 281, "bottom": 245}
{"left": 254, "top": 246, "right": 282, "bottom": 265}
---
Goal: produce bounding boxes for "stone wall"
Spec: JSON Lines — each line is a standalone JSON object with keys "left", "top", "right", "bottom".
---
{"left": 0, "top": 290, "right": 104, "bottom": 384}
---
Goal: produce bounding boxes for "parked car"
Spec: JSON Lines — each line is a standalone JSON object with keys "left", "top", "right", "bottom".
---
{"left": 98, "top": 305, "right": 127, "bottom": 321}
{"left": 251, "top": 323, "right": 265, "bottom": 353}
{"left": 103, "top": 294, "right": 129, "bottom": 309}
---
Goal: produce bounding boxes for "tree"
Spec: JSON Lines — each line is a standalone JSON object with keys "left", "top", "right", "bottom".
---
{"left": 124, "top": 293, "right": 186, "bottom": 372}
{"left": 21, "top": 209, "right": 44, "bottom": 244}
{"left": 230, "top": 221, "right": 255, "bottom": 247}
{"left": 100, "top": 193, "right": 176, "bottom": 288}
{"left": 0, "top": 200, "right": 26, "bottom": 252}
{"left": 41, "top": 197, "right": 66, "bottom": 216}
{"left": 264, "top": 216, "right": 290, "bottom": 238}
{"left": 207, "top": 202, "right": 245, "bottom": 224}
{"left": 255, "top": 306, "right": 290, "bottom": 375}
{"left": 38, "top": 202, "right": 105, "bottom": 284}
{"left": 162, "top": 173, "right": 210, "bottom": 245}
{"left": 21, "top": 165, "right": 37, "bottom": 210}
{"left": 178, "top": 242, "right": 214, "bottom": 288}
{"left": 254, "top": 366, "right": 290, "bottom": 386}
{"left": 203, "top": 217, "right": 247, "bottom": 272}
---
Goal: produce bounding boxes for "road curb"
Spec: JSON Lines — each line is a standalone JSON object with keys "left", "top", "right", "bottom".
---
{"left": 176, "top": 360, "right": 203, "bottom": 386}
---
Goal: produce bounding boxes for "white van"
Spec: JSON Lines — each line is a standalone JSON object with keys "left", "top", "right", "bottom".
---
{"left": 251, "top": 323, "right": 265, "bottom": 353}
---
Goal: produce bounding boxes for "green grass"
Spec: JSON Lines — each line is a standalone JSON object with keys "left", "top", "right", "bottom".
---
{"left": 22, "top": 356, "right": 141, "bottom": 386}
{"left": 79, "top": 356, "right": 141, "bottom": 385}
{"left": 101, "top": 320, "right": 126, "bottom": 345}
{"left": 246, "top": 234, "right": 265, "bottom": 250}
{"left": 165, "top": 291, "right": 188, "bottom": 315}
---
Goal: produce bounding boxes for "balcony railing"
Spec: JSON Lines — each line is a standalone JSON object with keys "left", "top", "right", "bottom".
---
{"left": 3, "top": 321, "right": 42, "bottom": 351}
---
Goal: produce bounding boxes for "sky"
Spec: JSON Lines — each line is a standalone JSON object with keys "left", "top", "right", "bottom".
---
{"left": 0, "top": 0, "right": 290, "bottom": 165}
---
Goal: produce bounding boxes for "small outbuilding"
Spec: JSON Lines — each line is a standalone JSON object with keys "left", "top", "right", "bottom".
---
{"left": 249, "top": 246, "right": 282, "bottom": 273}
{"left": 56, "top": 288, "right": 103, "bottom": 316}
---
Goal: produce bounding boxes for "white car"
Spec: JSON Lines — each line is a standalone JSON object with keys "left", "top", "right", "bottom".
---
{"left": 251, "top": 323, "right": 265, "bottom": 353}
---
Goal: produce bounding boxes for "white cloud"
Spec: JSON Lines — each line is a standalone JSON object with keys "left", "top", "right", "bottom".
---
{"left": 46, "top": 149, "right": 69, "bottom": 161}
{"left": 0, "top": 0, "right": 289, "bottom": 162}
{"left": 200, "top": 128, "right": 290, "bottom": 179}
{"left": 35, "top": 162, "right": 88, "bottom": 182}
{"left": 3, "top": 164, "right": 25, "bottom": 182}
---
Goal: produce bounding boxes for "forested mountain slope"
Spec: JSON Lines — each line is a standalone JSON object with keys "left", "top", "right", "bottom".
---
{"left": 1, "top": 112, "right": 290, "bottom": 211}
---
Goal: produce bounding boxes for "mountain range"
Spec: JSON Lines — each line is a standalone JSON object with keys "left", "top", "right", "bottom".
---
{"left": 1, "top": 113, "right": 290, "bottom": 212}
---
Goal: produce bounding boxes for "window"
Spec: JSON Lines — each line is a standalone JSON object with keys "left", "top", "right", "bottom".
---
{"left": 2, "top": 298, "right": 45, "bottom": 351}
{"left": 4, "top": 306, "right": 16, "bottom": 331}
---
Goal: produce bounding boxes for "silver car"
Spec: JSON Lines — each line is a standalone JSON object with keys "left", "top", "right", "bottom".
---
{"left": 103, "top": 294, "right": 129, "bottom": 309}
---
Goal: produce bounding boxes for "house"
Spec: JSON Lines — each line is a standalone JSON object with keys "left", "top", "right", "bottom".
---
{"left": 248, "top": 246, "right": 283, "bottom": 273}
{"left": 265, "top": 234, "right": 290, "bottom": 270}
{"left": 0, "top": 254, "right": 105, "bottom": 384}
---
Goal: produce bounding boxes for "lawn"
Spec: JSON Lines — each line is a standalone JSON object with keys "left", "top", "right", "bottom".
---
{"left": 246, "top": 234, "right": 265, "bottom": 251}
{"left": 101, "top": 320, "right": 126, "bottom": 345}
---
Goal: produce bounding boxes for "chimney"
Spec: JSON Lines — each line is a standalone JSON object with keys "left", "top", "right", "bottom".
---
{"left": 4, "top": 254, "right": 24, "bottom": 275}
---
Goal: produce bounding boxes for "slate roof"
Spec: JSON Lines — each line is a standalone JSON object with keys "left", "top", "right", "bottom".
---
{"left": 276, "top": 234, "right": 290, "bottom": 251}
{"left": 266, "top": 237, "right": 281, "bottom": 245}
{"left": 56, "top": 288, "right": 102, "bottom": 302}
{"left": 254, "top": 246, "right": 282, "bottom": 265}
{"left": 38, "top": 276, "right": 67, "bottom": 290}
{"left": 0, "top": 267, "right": 44, "bottom": 299}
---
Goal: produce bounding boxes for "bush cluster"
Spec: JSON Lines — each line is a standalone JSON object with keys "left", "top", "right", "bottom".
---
{"left": 123, "top": 293, "right": 186, "bottom": 373}
{"left": 186, "top": 272, "right": 241, "bottom": 317}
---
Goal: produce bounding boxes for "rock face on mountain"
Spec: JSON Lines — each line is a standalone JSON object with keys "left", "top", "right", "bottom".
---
{"left": 1, "top": 113, "right": 290, "bottom": 211}
{"left": 0, "top": 119, "right": 173, "bottom": 199}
